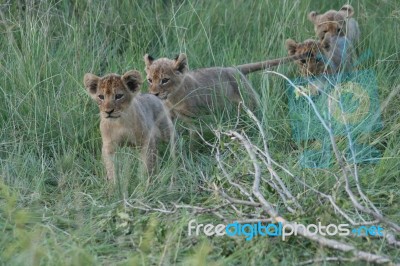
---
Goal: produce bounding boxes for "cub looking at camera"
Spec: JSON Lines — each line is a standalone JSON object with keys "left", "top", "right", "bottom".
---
{"left": 286, "top": 33, "right": 356, "bottom": 94}
{"left": 286, "top": 33, "right": 355, "bottom": 76}
{"left": 308, "top": 4, "right": 360, "bottom": 46}
{"left": 84, "top": 70, "right": 174, "bottom": 181}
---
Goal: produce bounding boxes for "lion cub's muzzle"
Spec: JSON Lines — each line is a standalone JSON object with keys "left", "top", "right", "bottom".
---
{"left": 103, "top": 109, "right": 120, "bottom": 119}
{"left": 151, "top": 91, "right": 168, "bottom": 100}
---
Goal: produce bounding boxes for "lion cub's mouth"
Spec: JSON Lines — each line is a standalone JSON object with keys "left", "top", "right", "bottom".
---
{"left": 105, "top": 115, "right": 121, "bottom": 119}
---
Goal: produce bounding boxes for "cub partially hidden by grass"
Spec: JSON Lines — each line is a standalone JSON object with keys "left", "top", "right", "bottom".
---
{"left": 286, "top": 33, "right": 356, "bottom": 95}
{"left": 308, "top": 4, "right": 360, "bottom": 46}
{"left": 286, "top": 33, "right": 355, "bottom": 77}
{"left": 84, "top": 70, "right": 174, "bottom": 181}
{"left": 286, "top": 4, "right": 360, "bottom": 84}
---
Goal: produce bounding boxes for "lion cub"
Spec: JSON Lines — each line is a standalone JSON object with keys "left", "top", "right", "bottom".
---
{"left": 286, "top": 38, "right": 328, "bottom": 77}
{"left": 308, "top": 4, "right": 360, "bottom": 46}
{"left": 84, "top": 70, "right": 174, "bottom": 181}
{"left": 143, "top": 53, "right": 304, "bottom": 121}
{"left": 286, "top": 33, "right": 355, "bottom": 76}
{"left": 286, "top": 34, "right": 355, "bottom": 94}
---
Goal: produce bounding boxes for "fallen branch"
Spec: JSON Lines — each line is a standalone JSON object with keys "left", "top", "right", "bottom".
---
{"left": 217, "top": 128, "right": 394, "bottom": 264}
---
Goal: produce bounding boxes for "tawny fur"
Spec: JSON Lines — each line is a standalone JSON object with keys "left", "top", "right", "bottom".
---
{"left": 286, "top": 34, "right": 356, "bottom": 94}
{"left": 286, "top": 33, "right": 355, "bottom": 76}
{"left": 84, "top": 70, "right": 174, "bottom": 181}
{"left": 308, "top": 4, "right": 360, "bottom": 46}
{"left": 143, "top": 53, "right": 306, "bottom": 121}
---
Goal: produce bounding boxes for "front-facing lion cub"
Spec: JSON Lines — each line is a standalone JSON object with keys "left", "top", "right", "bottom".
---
{"left": 286, "top": 33, "right": 355, "bottom": 77}
{"left": 84, "top": 70, "right": 174, "bottom": 181}
{"left": 285, "top": 34, "right": 356, "bottom": 95}
{"left": 308, "top": 4, "right": 360, "bottom": 46}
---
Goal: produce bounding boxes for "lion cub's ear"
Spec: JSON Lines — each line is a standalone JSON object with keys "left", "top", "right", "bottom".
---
{"left": 308, "top": 11, "right": 319, "bottom": 23}
{"left": 122, "top": 70, "right": 143, "bottom": 93}
{"left": 174, "top": 53, "right": 188, "bottom": 73}
{"left": 84, "top": 73, "right": 100, "bottom": 96}
{"left": 285, "top": 39, "right": 298, "bottom": 55}
{"left": 144, "top": 54, "right": 154, "bottom": 67}
{"left": 339, "top": 4, "right": 354, "bottom": 18}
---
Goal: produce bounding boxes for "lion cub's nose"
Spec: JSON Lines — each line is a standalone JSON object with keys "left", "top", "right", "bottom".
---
{"left": 105, "top": 109, "right": 114, "bottom": 115}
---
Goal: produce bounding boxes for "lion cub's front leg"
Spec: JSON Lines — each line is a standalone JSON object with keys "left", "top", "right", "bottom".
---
{"left": 141, "top": 137, "right": 158, "bottom": 177}
{"left": 102, "top": 141, "right": 116, "bottom": 181}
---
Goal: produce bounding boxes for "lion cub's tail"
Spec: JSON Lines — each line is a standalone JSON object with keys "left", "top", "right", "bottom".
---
{"left": 236, "top": 54, "right": 307, "bottom": 75}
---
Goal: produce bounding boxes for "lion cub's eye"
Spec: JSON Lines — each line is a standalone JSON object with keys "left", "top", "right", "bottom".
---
{"left": 161, "top": 78, "right": 170, "bottom": 85}
{"left": 147, "top": 78, "right": 152, "bottom": 84}
{"left": 115, "top": 94, "right": 124, "bottom": 100}
{"left": 98, "top": 95, "right": 104, "bottom": 100}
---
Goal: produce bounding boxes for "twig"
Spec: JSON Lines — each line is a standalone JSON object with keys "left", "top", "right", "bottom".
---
{"left": 225, "top": 130, "right": 279, "bottom": 218}
{"left": 217, "top": 187, "right": 262, "bottom": 207}
{"left": 297, "top": 256, "right": 356, "bottom": 266}
{"left": 215, "top": 140, "right": 255, "bottom": 202}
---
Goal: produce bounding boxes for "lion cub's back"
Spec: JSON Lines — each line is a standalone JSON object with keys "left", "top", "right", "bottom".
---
{"left": 189, "top": 67, "right": 254, "bottom": 101}
{"left": 190, "top": 67, "right": 243, "bottom": 87}
{"left": 326, "top": 35, "right": 356, "bottom": 73}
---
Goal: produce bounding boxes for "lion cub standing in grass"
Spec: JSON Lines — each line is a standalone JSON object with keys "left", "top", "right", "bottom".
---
{"left": 84, "top": 70, "right": 174, "bottom": 181}
{"left": 143, "top": 53, "right": 305, "bottom": 121}
{"left": 308, "top": 4, "right": 360, "bottom": 46}
{"left": 286, "top": 33, "right": 356, "bottom": 77}
{"left": 285, "top": 34, "right": 356, "bottom": 95}
{"left": 286, "top": 4, "right": 360, "bottom": 80}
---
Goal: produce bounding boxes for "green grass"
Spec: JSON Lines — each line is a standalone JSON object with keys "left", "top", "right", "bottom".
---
{"left": 1, "top": 0, "right": 399, "bottom": 265}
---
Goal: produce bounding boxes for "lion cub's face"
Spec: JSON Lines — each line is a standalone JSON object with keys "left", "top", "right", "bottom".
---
{"left": 308, "top": 5, "right": 354, "bottom": 41}
{"left": 143, "top": 53, "right": 188, "bottom": 100}
{"left": 286, "top": 38, "right": 329, "bottom": 76}
{"left": 83, "top": 70, "right": 143, "bottom": 119}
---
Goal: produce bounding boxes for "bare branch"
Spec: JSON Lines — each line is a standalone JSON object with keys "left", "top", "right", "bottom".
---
{"left": 214, "top": 126, "right": 396, "bottom": 264}
{"left": 297, "top": 256, "right": 356, "bottom": 266}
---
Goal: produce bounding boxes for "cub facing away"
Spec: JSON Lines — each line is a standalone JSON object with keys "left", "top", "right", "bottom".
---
{"left": 143, "top": 53, "right": 305, "bottom": 122}
{"left": 84, "top": 70, "right": 174, "bottom": 181}
{"left": 308, "top": 4, "right": 360, "bottom": 46}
